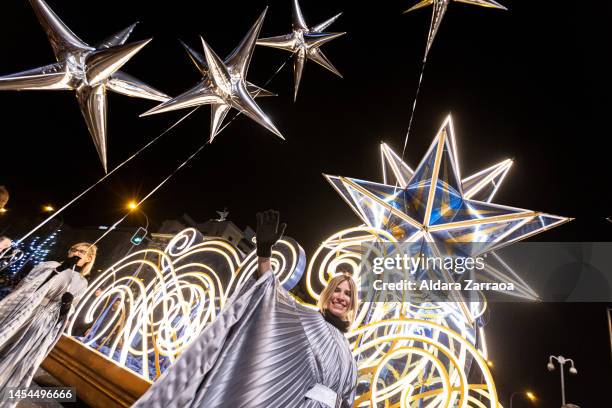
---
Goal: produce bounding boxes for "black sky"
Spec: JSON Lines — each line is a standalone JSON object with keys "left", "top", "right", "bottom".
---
{"left": 1, "top": 0, "right": 611, "bottom": 405}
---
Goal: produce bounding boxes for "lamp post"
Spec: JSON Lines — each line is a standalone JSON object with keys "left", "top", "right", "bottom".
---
{"left": 547, "top": 355, "right": 577, "bottom": 407}
{"left": 509, "top": 391, "right": 536, "bottom": 408}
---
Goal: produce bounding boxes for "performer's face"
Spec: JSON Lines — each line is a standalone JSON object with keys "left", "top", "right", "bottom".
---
{"left": 69, "top": 246, "right": 92, "bottom": 267}
{"left": 327, "top": 280, "right": 351, "bottom": 319}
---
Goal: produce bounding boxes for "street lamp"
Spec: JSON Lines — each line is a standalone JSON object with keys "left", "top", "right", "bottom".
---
{"left": 510, "top": 391, "right": 537, "bottom": 408}
{"left": 547, "top": 355, "right": 578, "bottom": 407}
{"left": 43, "top": 205, "right": 55, "bottom": 213}
{"left": 126, "top": 200, "right": 149, "bottom": 248}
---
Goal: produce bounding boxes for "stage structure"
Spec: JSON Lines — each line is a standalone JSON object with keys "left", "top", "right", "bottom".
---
{"left": 57, "top": 116, "right": 569, "bottom": 407}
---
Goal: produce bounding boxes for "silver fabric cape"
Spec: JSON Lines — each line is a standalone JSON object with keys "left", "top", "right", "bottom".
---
{"left": 134, "top": 269, "right": 357, "bottom": 408}
{"left": 0, "top": 261, "right": 88, "bottom": 405}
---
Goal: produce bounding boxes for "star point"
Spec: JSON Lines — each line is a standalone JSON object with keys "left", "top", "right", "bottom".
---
{"left": 404, "top": 0, "right": 507, "bottom": 60}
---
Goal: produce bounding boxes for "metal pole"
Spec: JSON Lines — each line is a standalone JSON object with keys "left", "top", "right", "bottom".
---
{"left": 560, "top": 361, "right": 566, "bottom": 406}
{"left": 140, "top": 210, "right": 150, "bottom": 232}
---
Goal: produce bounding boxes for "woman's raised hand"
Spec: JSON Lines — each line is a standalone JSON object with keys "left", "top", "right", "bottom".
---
{"left": 255, "top": 210, "right": 287, "bottom": 258}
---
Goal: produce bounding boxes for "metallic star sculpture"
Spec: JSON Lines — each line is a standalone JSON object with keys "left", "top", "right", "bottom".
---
{"left": 326, "top": 115, "right": 570, "bottom": 315}
{"left": 0, "top": 0, "right": 169, "bottom": 172}
{"left": 178, "top": 40, "right": 275, "bottom": 99}
{"left": 382, "top": 136, "right": 540, "bottom": 301}
{"left": 256, "top": 0, "right": 345, "bottom": 101}
{"left": 142, "top": 9, "right": 284, "bottom": 142}
{"left": 325, "top": 115, "right": 571, "bottom": 255}
{"left": 405, "top": 0, "right": 507, "bottom": 61}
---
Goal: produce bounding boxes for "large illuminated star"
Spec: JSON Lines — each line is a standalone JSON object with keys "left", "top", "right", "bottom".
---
{"left": 405, "top": 0, "right": 507, "bottom": 60}
{"left": 325, "top": 115, "right": 570, "bottom": 256}
{"left": 382, "top": 139, "right": 543, "bottom": 301}
{"left": 0, "top": 0, "right": 169, "bottom": 172}
{"left": 142, "top": 9, "right": 284, "bottom": 142}
{"left": 256, "top": 0, "right": 345, "bottom": 101}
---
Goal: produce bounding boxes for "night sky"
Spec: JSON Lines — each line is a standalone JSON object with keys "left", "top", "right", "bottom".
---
{"left": 1, "top": 0, "right": 611, "bottom": 405}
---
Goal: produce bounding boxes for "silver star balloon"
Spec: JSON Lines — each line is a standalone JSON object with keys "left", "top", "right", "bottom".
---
{"left": 405, "top": 0, "right": 507, "bottom": 61}
{"left": 142, "top": 9, "right": 284, "bottom": 142}
{"left": 0, "top": 0, "right": 169, "bottom": 173}
{"left": 256, "top": 0, "right": 345, "bottom": 101}
{"left": 178, "top": 40, "right": 276, "bottom": 99}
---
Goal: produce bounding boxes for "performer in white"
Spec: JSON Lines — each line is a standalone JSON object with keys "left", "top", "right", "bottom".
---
{"left": 134, "top": 210, "right": 359, "bottom": 408}
{"left": 0, "top": 242, "right": 97, "bottom": 403}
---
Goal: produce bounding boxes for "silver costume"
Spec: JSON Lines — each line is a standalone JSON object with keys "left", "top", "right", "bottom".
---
{"left": 134, "top": 269, "right": 357, "bottom": 408}
{"left": 0, "top": 261, "right": 88, "bottom": 405}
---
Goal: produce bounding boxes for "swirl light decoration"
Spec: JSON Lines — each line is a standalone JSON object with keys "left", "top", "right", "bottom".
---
{"left": 67, "top": 228, "right": 305, "bottom": 380}
{"left": 307, "top": 225, "right": 497, "bottom": 407}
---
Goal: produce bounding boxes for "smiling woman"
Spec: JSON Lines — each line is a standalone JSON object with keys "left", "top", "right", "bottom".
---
{"left": 317, "top": 274, "right": 358, "bottom": 333}
{"left": 134, "top": 210, "right": 359, "bottom": 408}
